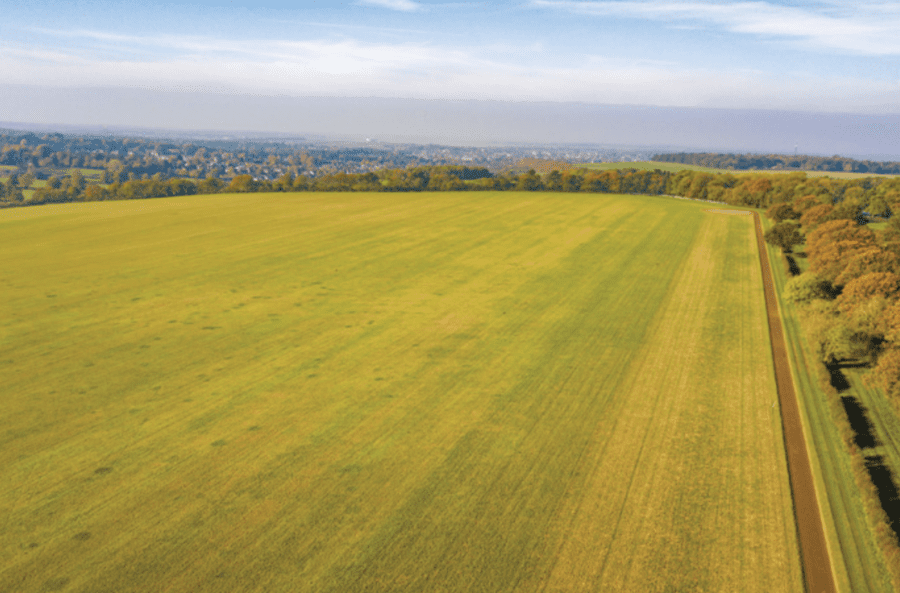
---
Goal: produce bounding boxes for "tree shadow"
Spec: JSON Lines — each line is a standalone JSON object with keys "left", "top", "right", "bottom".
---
{"left": 825, "top": 362, "right": 868, "bottom": 393}
{"left": 785, "top": 255, "right": 800, "bottom": 276}
{"left": 840, "top": 396, "right": 879, "bottom": 449}
{"left": 865, "top": 455, "right": 900, "bottom": 546}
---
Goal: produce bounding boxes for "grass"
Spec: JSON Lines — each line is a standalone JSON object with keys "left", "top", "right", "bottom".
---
{"left": 763, "top": 223, "right": 896, "bottom": 592}
{"left": 1, "top": 192, "right": 802, "bottom": 592}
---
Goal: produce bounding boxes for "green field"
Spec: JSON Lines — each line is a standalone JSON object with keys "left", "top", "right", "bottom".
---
{"left": 581, "top": 161, "right": 731, "bottom": 175}
{"left": 1, "top": 192, "right": 802, "bottom": 592}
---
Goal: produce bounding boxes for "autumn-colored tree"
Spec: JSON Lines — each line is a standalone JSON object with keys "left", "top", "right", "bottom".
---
{"left": 806, "top": 219, "right": 875, "bottom": 260}
{"left": 226, "top": 174, "right": 260, "bottom": 193}
{"left": 810, "top": 240, "right": 878, "bottom": 284}
{"left": 82, "top": 184, "right": 106, "bottom": 201}
{"left": 836, "top": 272, "right": 900, "bottom": 315}
{"left": 872, "top": 347, "right": 900, "bottom": 398}
{"left": 800, "top": 203, "right": 835, "bottom": 229}
{"left": 834, "top": 247, "right": 898, "bottom": 286}
{"left": 794, "top": 194, "right": 821, "bottom": 212}
{"left": 744, "top": 176, "right": 773, "bottom": 206}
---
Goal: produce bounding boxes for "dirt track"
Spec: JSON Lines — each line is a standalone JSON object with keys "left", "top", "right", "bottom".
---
{"left": 752, "top": 211, "right": 837, "bottom": 593}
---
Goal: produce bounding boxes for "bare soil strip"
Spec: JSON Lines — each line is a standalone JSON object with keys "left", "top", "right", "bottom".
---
{"left": 753, "top": 211, "right": 837, "bottom": 593}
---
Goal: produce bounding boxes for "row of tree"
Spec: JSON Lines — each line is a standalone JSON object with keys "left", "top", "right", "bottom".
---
{"left": 767, "top": 199, "right": 900, "bottom": 403}
{"left": 6, "top": 165, "right": 900, "bottom": 216}
{"left": 654, "top": 151, "right": 900, "bottom": 175}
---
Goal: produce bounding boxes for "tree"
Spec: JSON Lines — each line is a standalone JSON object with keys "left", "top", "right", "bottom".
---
{"left": 226, "top": 174, "right": 259, "bottom": 193}
{"left": 274, "top": 172, "right": 294, "bottom": 192}
{"left": 546, "top": 170, "right": 563, "bottom": 191}
{"left": 808, "top": 219, "right": 874, "bottom": 247}
{"left": 783, "top": 273, "right": 834, "bottom": 304}
{"left": 764, "top": 222, "right": 803, "bottom": 252}
{"left": 836, "top": 272, "right": 900, "bottom": 315}
{"left": 515, "top": 169, "right": 543, "bottom": 191}
{"left": 794, "top": 194, "right": 821, "bottom": 212}
{"left": 834, "top": 247, "right": 898, "bottom": 286}
{"left": 872, "top": 347, "right": 900, "bottom": 398}
{"left": 198, "top": 176, "right": 225, "bottom": 195}
{"left": 800, "top": 203, "right": 835, "bottom": 228}
{"left": 804, "top": 300, "right": 874, "bottom": 363}
{"left": 766, "top": 202, "right": 798, "bottom": 222}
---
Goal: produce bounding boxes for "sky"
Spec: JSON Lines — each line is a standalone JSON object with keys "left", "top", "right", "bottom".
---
{"left": 1, "top": 0, "right": 899, "bottom": 151}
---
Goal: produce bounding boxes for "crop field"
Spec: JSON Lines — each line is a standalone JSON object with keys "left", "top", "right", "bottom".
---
{"left": 1, "top": 192, "right": 802, "bottom": 592}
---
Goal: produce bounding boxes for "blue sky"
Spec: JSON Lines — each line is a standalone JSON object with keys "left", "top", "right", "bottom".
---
{"left": 1, "top": 1, "right": 899, "bottom": 146}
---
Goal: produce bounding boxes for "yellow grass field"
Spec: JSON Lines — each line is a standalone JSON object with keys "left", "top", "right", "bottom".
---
{"left": 0, "top": 192, "right": 802, "bottom": 592}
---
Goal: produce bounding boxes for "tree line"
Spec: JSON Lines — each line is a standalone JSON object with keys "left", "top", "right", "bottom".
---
{"left": 654, "top": 151, "right": 900, "bottom": 175}
{"left": 4, "top": 165, "right": 900, "bottom": 212}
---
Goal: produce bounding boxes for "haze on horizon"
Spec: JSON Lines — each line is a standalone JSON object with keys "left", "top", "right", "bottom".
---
{"left": 1, "top": 0, "right": 898, "bottom": 155}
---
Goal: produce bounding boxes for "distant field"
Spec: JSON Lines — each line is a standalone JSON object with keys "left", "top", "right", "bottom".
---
{"left": 1, "top": 192, "right": 802, "bottom": 592}
{"left": 581, "top": 161, "right": 731, "bottom": 174}
{"left": 583, "top": 161, "right": 898, "bottom": 179}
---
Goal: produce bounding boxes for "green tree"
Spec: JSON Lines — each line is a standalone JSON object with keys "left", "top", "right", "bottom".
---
{"left": 198, "top": 176, "right": 225, "bottom": 195}
{"left": 783, "top": 273, "right": 834, "bottom": 304}
{"left": 546, "top": 170, "right": 563, "bottom": 191}
{"left": 764, "top": 222, "right": 803, "bottom": 252}
{"left": 515, "top": 169, "right": 543, "bottom": 191}
{"left": 226, "top": 174, "right": 259, "bottom": 193}
{"left": 766, "top": 202, "right": 798, "bottom": 222}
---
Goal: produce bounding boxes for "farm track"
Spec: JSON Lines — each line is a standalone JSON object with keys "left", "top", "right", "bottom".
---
{"left": 753, "top": 211, "right": 837, "bottom": 593}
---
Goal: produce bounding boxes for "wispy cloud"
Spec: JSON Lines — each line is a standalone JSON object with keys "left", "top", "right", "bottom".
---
{"left": 531, "top": 1, "right": 900, "bottom": 55}
{"left": 357, "top": 0, "right": 422, "bottom": 11}
{"left": 3, "top": 26, "right": 897, "bottom": 112}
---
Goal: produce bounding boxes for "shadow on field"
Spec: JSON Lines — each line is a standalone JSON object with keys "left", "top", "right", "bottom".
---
{"left": 825, "top": 362, "right": 867, "bottom": 393}
{"left": 864, "top": 455, "right": 900, "bottom": 545}
{"left": 840, "top": 396, "right": 879, "bottom": 449}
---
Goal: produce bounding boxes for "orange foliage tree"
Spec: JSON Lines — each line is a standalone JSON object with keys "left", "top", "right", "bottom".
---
{"left": 800, "top": 203, "right": 835, "bottom": 228}
{"left": 834, "top": 247, "right": 899, "bottom": 286}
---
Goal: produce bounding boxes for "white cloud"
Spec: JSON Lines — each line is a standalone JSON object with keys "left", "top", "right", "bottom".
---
{"left": 531, "top": 1, "right": 900, "bottom": 55}
{"left": 356, "top": 0, "right": 422, "bottom": 11}
{"left": 3, "top": 27, "right": 897, "bottom": 112}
